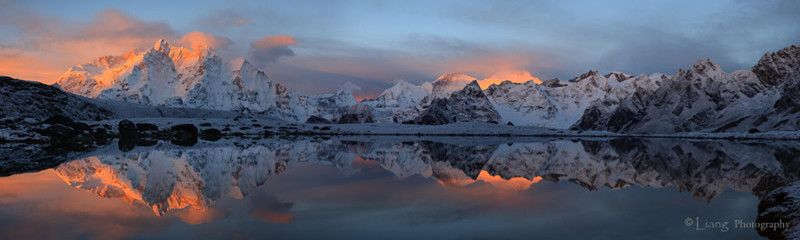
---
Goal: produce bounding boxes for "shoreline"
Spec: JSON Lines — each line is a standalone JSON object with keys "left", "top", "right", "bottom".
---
{"left": 4, "top": 117, "right": 800, "bottom": 144}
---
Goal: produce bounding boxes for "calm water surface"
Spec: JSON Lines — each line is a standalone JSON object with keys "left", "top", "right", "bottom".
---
{"left": 0, "top": 137, "right": 797, "bottom": 239}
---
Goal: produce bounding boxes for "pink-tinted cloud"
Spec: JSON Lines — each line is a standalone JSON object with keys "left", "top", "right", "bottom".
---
{"left": 249, "top": 35, "right": 299, "bottom": 66}
{"left": 175, "top": 31, "right": 233, "bottom": 50}
{"left": 1, "top": 8, "right": 178, "bottom": 83}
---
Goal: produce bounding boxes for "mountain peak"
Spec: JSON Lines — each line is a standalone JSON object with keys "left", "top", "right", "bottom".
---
{"left": 690, "top": 58, "right": 725, "bottom": 77}
{"left": 465, "top": 80, "right": 481, "bottom": 90}
{"left": 153, "top": 38, "right": 171, "bottom": 53}
{"left": 229, "top": 57, "right": 249, "bottom": 71}
{"left": 753, "top": 44, "right": 800, "bottom": 86}
{"left": 435, "top": 72, "right": 477, "bottom": 82}
{"left": 480, "top": 70, "right": 541, "bottom": 88}
{"left": 569, "top": 70, "right": 599, "bottom": 82}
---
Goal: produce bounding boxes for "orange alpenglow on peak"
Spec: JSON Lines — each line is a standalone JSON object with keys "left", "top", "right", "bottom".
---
{"left": 478, "top": 70, "right": 542, "bottom": 89}
{"left": 475, "top": 170, "right": 542, "bottom": 191}
{"left": 434, "top": 169, "right": 542, "bottom": 191}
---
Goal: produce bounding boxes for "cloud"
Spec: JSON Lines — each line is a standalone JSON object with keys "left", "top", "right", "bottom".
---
{"left": 341, "top": 81, "right": 362, "bottom": 93}
{"left": 268, "top": 35, "right": 554, "bottom": 97}
{"left": 0, "top": 8, "right": 179, "bottom": 83}
{"left": 248, "top": 35, "right": 298, "bottom": 66}
{"left": 175, "top": 31, "right": 233, "bottom": 50}
{"left": 172, "top": 207, "right": 229, "bottom": 225}
{"left": 247, "top": 191, "right": 295, "bottom": 224}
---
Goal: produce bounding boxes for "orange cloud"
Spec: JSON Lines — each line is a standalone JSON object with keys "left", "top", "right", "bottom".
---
{"left": 173, "top": 207, "right": 229, "bottom": 225}
{"left": 475, "top": 170, "right": 542, "bottom": 191}
{"left": 249, "top": 35, "right": 299, "bottom": 65}
{"left": 0, "top": 8, "right": 178, "bottom": 83}
{"left": 251, "top": 35, "right": 298, "bottom": 49}
{"left": 176, "top": 31, "right": 233, "bottom": 50}
{"left": 247, "top": 191, "right": 296, "bottom": 224}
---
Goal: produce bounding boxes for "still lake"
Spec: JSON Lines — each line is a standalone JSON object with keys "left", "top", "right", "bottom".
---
{"left": 1, "top": 136, "right": 796, "bottom": 239}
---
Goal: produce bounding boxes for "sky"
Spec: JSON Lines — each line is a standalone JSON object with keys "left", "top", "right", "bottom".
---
{"left": 1, "top": 0, "right": 799, "bottom": 98}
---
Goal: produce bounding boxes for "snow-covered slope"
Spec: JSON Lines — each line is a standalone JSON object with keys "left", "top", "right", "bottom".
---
{"left": 56, "top": 39, "right": 356, "bottom": 123}
{"left": 484, "top": 71, "right": 666, "bottom": 128}
{"left": 360, "top": 81, "right": 431, "bottom": 122}
{"left": 430, "top": 72, "right": 475, "bottom": 99}
{"left": 361, "top": 72, "right": 473, "bottom": 123}
{"left": 414, "top": 81, "right": 501, "bottom": 125}
{"left": 574, "top": 45, "right": 800, "bottom": 133}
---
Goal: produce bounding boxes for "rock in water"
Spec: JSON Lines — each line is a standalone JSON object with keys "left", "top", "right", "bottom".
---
{"left": 170, "top": 124, "right": 198, "bottom": 146}
{"left": 118, "top": 120, "right": 138, "bottom": 139}
{"left": 118, "top": 120, "right": 138, "bottom": 151}
{"left": 93, "top": 128, "right": 108, "bottom": 145}
{"left": 199, "top": 128, "right": 222, "bottom": 141}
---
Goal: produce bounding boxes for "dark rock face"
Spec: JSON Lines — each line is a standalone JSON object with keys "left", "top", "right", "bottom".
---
{"left": 337, "top": 114, "right": 374, "bottom": 124}
{"left": 170, "top": 124, "right": 198, "bottom": 146}
{"left": 753, "top": 45, "right": 800, "bottom": 86}
{"left": 414, "top": 81, "right": 500, "bottom": 125}
{"left": 118, "top": 120, "right": 138, "bottom": 151}
{"left": 756, "top": 181, "right": 800, "bottom": 240}
{"left": 541, "top": 78, "right": 567, "bottom": 88}
{"left": 43, "top": 115, "right": 74, "bottom": 125}
{"left": 118, "top": 120, "right": 137, "bottom": 139}
{"left": 199, "top": 129, "right": 222, "bottom": 141}
{"left": 336, "top": 105, "right": 375, "bottom": 124}
{"left": 32, "top": 115, "right": 101, "bottom": 150}
{"left": 573, "top": 45, "right": 800, "bottom": 134}
{"left": 0, "top": 76, "right": 111, "bottom": 122}
{"left": 93, "top": 128, "right": 108, "bottom": 145}
{"left": 136, "top": 123, "right": 159, "bottom": 134}
{"left": 305, "top": 115, "right": 333, "bottom": 124}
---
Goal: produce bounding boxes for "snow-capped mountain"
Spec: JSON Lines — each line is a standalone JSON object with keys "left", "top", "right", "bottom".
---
{"left": 364, "top": 45, "right": 800, "bottom": 132}
{"left": 361, "top": 68, "right": 667, "bottom": 127}
{"left": 56, "top": 39, "right": 356, "bottom": 123}
{"left": 430, "top": 72, "right": 475, "bottom": 99}
{"left": 479, "top": 70, "right": 541, "bottom": 88}
{"left": 361, "top": 72, "right": 483, "bottom": 123}
{"left": 574, "top": 45, "right": 800, "bottom": 133}
{"left": 484, "top": 71, "right": 666, "bottom": 128}
{"left": 53, "top": 39, "right": 800, "bottom": 132}
{"left": 361, "top": 80, "right": 432, "bottom": 122}
{"left": 414, "top": 81, "right": 501, "bottom": 124}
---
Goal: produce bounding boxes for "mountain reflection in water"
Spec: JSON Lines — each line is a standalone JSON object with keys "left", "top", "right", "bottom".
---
{"left": 0, "top": 137, "right": 798, "bottom": 240}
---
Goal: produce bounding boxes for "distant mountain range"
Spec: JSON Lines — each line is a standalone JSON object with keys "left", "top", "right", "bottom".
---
{"left": 18, "top": 39, "right": 799, "bottom": 133}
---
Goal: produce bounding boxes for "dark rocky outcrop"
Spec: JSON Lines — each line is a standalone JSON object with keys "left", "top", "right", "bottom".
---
{"left": 199, "top": 128, "right": 222, "bottom": 141}
{"left": 32, "top": 115, "right": 101, "bottom": 150}
{"left": 170, "top": 124, "right": 198, "bottom": 146}
{"left": 541, "top": 78, "right": 567, "bottom": 88}
{"left": 756, "top": 181, "right": 800, "bottom": 240}
{"left": 573, "top": 45, "right": 800, "bottom": 134}
{"left": 0, "top": 76, "right": 111, "bottom": 122}
{"left": 336, "top": 105, "right": 374, "bottom": 124}
{"left": 118, "top": 120, "right": 138, "bottom": 151}
{"left": 414, "top": 81, "right": 500, "bottom": 125}
{"left": 305, "top": 115, "right": 333, "bottom": 124}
